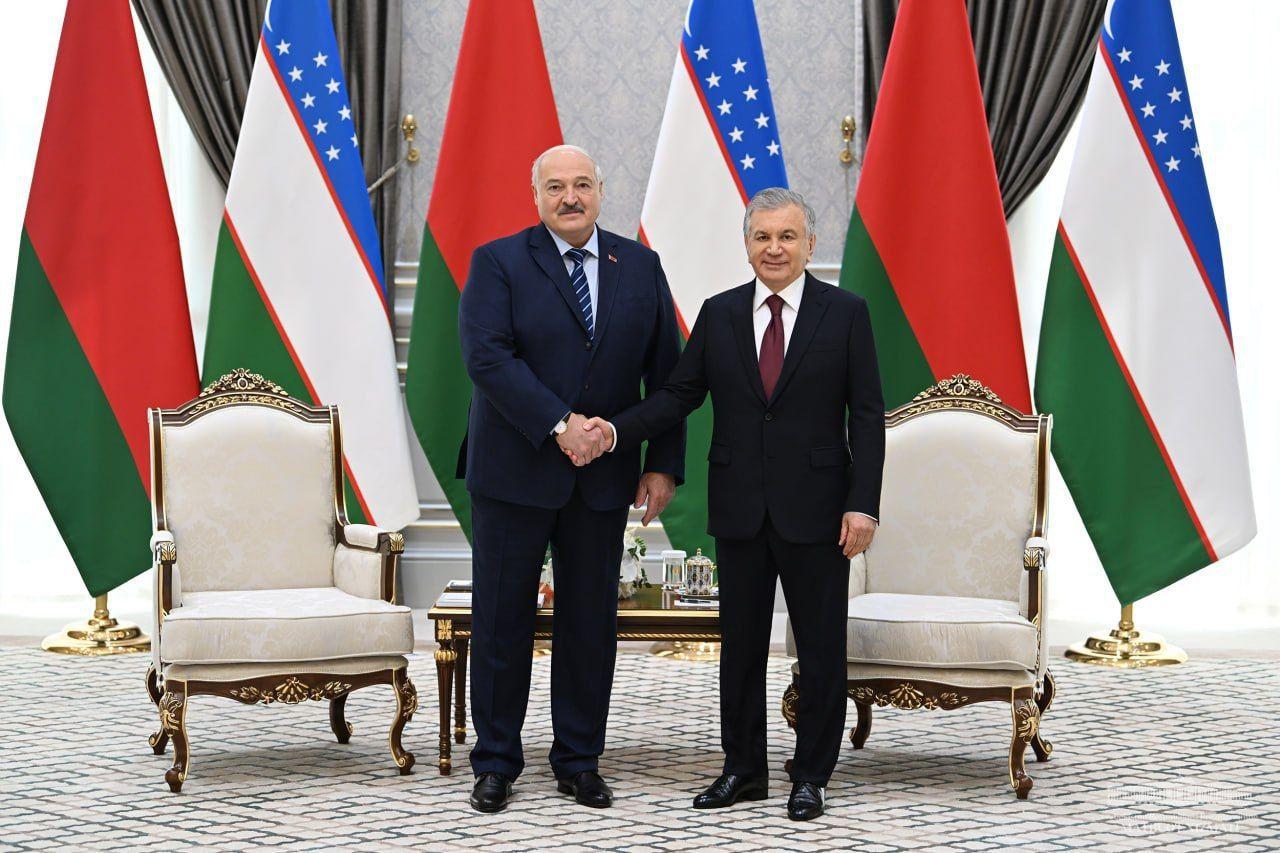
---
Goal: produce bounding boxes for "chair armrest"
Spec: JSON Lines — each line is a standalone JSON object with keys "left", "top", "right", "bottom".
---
{"left": 1022, "top": 536, "right": 1049, "bottom": 685}
{"left": 849, "top": 551, "right": 868, "bottom": 599}
{"left": 151, "top": 531, "right": 181, "bottom": 613}
{"left": 334, "top": 525, "right": 405, "bottom": 603}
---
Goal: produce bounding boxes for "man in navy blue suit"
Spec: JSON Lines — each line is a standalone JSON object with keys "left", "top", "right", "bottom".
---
{"left": 458, "top": 145, "right": 685, "bottom": 813}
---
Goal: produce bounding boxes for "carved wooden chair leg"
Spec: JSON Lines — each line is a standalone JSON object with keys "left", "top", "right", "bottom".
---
{"left": 454, "top": 638, "right": 469, "bottom": 744}
{"left": 330, "top": 691, "right": 353, "bottom": 744}
{"left": 1031, "top": 671, "right": 1055, "bottom": 762}
{"left": 390, "top": 669, "right": 417, "bottom": 775}
{"left": 159, "top": 688, "right": 189, "bottom": 793}
{"left": 146, "top": 665, "right": 169, "bottom": 755}
{"left": 850, "top": 701, "right": 872, "bottom": 749}
{"left": 1009, "top": 695, "right": 1038, "bottom": 800}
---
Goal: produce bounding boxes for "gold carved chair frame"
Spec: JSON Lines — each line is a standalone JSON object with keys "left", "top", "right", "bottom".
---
{"left": 145, "top": 369, "right": 415, "bottom": 792}
{"left": 782, "top": 374, "right": 1055, "bottom": 799}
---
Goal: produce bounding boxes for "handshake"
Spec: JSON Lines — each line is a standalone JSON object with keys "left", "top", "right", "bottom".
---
{"left": 555, "top": 413, "right": 616, "bottom": 467}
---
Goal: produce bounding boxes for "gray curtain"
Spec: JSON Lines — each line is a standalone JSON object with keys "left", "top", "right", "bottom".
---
{"left": 863, "top": 0, "right": 1105, "bottom": 217}
{"left": 132, "top": 0, "right": 403, "bottom": 280}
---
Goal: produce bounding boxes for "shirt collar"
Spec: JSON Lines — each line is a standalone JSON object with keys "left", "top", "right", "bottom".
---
{"left": 753, "top": 272, "right": 806, "bottom": 312}
{"left": 546, "top": 224, "right": 599, "bottom": 259}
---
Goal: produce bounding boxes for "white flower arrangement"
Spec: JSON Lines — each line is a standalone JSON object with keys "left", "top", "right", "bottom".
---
{"left": 539, "top": 528, "right": 650, "bottom": 601}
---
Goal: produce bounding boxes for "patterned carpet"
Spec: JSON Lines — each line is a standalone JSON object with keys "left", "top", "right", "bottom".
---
{"left": 1, "top": 647, "right": 1277, "bottom": 851}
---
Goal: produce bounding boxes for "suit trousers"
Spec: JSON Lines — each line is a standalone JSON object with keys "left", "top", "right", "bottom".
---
{"left": 716, "top": 517, "right": 850, "bottom": 785}
{"left": 468, "top": 486, "right": 629, "bottom": 780}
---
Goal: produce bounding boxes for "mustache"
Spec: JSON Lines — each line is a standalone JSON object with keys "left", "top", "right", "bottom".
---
{"left": 557, "top": 203, "right": 585, "bottom": 215}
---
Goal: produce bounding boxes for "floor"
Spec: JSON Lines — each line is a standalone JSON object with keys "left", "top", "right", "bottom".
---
{"left": 2, "top": 648, "right": 1277, "bottom": 850}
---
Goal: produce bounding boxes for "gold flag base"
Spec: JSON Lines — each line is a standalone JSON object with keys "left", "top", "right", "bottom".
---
{"left": 1064, "top": 604, "right": 1186, "bottom": 668}
{"left": 42, "top": 594, "right": 150, "bottom": 656}
{"left": 649, "top": 641, "right": 720, "bottom": 662}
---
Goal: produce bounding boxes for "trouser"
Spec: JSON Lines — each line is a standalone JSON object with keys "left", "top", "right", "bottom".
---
{"left": 715, "top": 516, "right": 849, "bottom": 785}
{"left": 468, "top": 486, "right": 629, "bottom": 780}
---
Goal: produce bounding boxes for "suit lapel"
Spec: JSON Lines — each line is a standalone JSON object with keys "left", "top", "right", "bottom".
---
{"left": 528, "top": 225, "right": 590, "bottom": 336}
{"left": 769, "top": 272, "right": 830, "bottom": 404}
{"left": 589, "top": 230, "right": 621, "bottom": 350}
{"left": 729, "top": 282, "right": 768, "bottom": 405}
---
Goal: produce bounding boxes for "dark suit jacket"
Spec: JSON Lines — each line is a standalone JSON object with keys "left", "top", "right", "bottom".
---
{"left": 457, "top": 224, "right": 685, "bottom": 511}
{"left": 611, "top": 271, "right": 885, "bottom": 543}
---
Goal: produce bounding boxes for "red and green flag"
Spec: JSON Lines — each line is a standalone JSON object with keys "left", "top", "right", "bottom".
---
{"left": 3, "top": 0, "right": 200, "bottom": 596}
{"left": 840, "top": 0, "right": 1031, "bottom": 411}
{"left": 404, "top": 0, "right": 562, "bottom": 541}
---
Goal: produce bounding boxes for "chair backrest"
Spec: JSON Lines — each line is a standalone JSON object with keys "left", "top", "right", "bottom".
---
{"left": 864, "top": 375, "right": 1049, "bottom": 604}
{"left": 150, "top": 369, "right": 344, "bottom": 593}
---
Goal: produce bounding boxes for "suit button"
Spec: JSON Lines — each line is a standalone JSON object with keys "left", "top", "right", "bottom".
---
{"left": 764, "top": 412, "right": 774, "bottom": 421}
{"left": 585, "top": 341, "right": 592, "bottom": 350}
{"left": 583, "top": 383, "right": 590, "bottom": 391}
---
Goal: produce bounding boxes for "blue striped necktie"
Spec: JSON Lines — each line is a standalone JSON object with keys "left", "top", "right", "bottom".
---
{"left": 565, "top": 247, "right": 594, "bottom": 338}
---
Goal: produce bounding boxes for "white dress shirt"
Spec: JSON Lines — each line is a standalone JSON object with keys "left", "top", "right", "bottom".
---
{"left": 547, "top": 224, "right": 600, "bottom": 321}
{"left": 753, "top": 274, "right": 804, "bottom": 354}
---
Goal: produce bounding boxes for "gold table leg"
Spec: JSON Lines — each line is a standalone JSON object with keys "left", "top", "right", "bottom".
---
{"left": 454, "top": 638, "right": 468, "bottom": 744}
{"left": 435, "top": 629, "right": 456, "bottom": 774}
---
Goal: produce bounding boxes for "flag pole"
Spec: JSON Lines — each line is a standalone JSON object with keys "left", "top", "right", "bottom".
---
{"left": 42, "top": 593, "right": 150, "bottom": 656}
{"left": 1064, "top": 603, "right": 1187, "bottom": 666}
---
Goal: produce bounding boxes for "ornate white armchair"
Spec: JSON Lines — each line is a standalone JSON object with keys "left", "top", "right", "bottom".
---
{"left": 145, "top": 370, "right": 417, "bottom": 792}
{"left": 784, "top": 375, "right": 1053, "bottom": 798}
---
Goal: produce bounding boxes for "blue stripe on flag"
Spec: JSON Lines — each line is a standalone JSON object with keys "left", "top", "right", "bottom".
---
{"left": 259, "top": 0, "right": 386, "bottom": 295}
{"left": 1102, "top": 0, "right": 1229, "bottom": 330}
{"left": 682, "top": 0, "right": 788, "bottom": 200}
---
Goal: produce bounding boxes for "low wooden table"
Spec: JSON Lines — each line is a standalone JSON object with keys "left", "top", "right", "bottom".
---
{"left": 427, "top": 585, "right": 721, "bottom": 773}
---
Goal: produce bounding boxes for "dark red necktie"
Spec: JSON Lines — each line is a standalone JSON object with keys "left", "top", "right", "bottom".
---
{"left": 759, "top": 293, "right": 785, "bottom": 399}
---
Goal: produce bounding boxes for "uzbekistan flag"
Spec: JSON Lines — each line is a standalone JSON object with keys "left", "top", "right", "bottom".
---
{"left": 202, "top": 0, "right": 419, "bottom": 529}
{"left": 840, "top": 0, "right": 1031, "bottom": 412}
{"left": 405, "top": 0, "right": 562, "bottom": 542}
{"left": 640, "top": 0, "right": 788, "bottom": 558}
{"left": 3, "top": 0, "right": 200, "bottom": 596}
{"left": 1035, "top": 0, "right": 1256, "bottom": 604}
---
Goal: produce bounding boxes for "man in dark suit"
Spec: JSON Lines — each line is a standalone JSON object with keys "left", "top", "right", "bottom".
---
{"left": 457, "top": 145, "right": 685, "bottom": 813}
{"left": 580, "top": 188, "right": 885, "bottom": 821}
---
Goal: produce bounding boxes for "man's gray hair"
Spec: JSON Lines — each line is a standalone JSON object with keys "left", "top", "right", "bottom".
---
{"left": 531, "top": 144, "right": 604, "bottom": 189}
{"left": 743, "top": 187, "right": 816, "bottom": 238}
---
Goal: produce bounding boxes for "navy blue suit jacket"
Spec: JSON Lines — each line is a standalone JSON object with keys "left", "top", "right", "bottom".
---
{"left": 457, "top": 224, "right": 686, "bottom": 511}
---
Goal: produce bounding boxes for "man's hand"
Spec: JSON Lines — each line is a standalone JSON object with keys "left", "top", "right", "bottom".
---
{"left": 556, "top": 413, "right": 607, "bottom": 466}
{"left": 839, "top": 512, "right": 876, "bottom": 558}
{"left": 634, "top": 472, "right": 676, "bottom": 525}
{"left": 581, "top": 417, "right": 614, "bottom": 450}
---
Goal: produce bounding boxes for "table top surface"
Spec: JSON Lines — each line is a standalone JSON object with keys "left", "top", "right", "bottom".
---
{"left": 427, "top": 584, "right": 720, "bottom": 626}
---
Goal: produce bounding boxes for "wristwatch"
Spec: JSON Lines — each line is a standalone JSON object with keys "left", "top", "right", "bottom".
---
{"left": 553, "top": 416, "right": 569, "bottom": 436}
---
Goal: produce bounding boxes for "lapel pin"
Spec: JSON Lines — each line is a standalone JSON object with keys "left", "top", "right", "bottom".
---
{"left": 608, "top": 254, "right": 617, "bottom": 263}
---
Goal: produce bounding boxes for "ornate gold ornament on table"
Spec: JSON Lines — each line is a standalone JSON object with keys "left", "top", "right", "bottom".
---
{"left": 41, "top": 593, "right": 150, "bottom": 655}
{"left": 1065, "top": 603, "right": 1187, "bottom": 666}
{"left": 650, "top": 548, "right": 720, "bottom": 662}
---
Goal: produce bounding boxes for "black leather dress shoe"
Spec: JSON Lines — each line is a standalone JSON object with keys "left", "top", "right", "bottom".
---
{"left": 556, "top": 770, "right": 613, "bottom": 808}
{"left": 787, "top": 781, "right": 825, "bottom": 821}
{"left": 470, "top": 773, "right": 513, "bottom": 813}
{"left": 692, "top": 773, "right": 769, "bottom": 809}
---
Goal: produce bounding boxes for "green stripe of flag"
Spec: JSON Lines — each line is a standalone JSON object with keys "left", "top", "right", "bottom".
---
{"left": 3, "top": 231, "right": 152, "bottom": 595}
{"left": 1034, "top": 233, "right": 1210, "bottom": 604}
{"left": 202, "top": 220, "right": 368, "bottom": 524}
{"left": 838, "top": 206, "right": 935, "bottom": 408}
{"left": 405, "top": 226, "right": 473, "bottom": 540}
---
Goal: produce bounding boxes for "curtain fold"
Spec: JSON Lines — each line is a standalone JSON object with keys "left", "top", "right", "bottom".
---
{"left": 862, "top": 0, "right": 1105, "bottom": 217}
{"left": 131, "top": 0, "right": 403, "bottom": 279}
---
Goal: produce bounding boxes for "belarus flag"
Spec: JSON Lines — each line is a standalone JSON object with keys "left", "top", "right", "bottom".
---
{"left": 202, "top": 0, "right": 419, "bottom": 529}
{"left": 1035, "top": 0, "right": 1255, "bottom": 604}
{"left": 640, "top": 0, "right": 788, "bottom": 557}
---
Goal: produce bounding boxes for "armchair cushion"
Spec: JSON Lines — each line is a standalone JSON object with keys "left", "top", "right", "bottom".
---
{"left": 845, "top": 592, "right": 1037, "bottom": 672}
{"left": 160, "top": 586, "right": 413, "bottom": 665}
